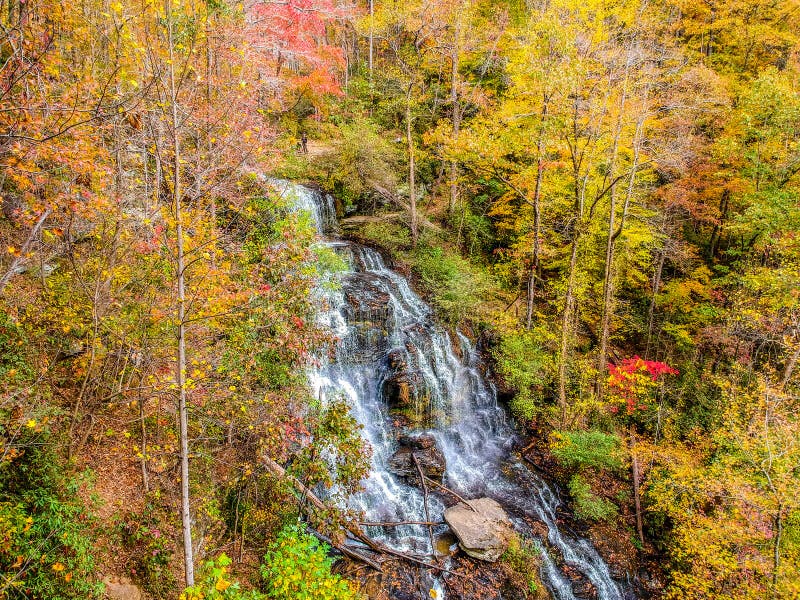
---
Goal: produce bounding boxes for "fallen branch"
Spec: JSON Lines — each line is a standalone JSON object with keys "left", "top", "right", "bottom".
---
{"left": 309, "top": 528, "right": 383, "bottom": 571}
{"left": 0, "top": 208, "right": 51, "bottom": 293}
{"left": 360, "top": 521, "right": 445, "bottom": 527}
{"left": 419, "top": 474, "right": 477, "bottom": 512}
{"left": 412, "top": 453, "right": 437, "bottom": 555}
{"left": 261, "top": 455, "right": 384, "bottom": 554}
{"left": 262, "top": 455, "right": 471, "bottom": 580}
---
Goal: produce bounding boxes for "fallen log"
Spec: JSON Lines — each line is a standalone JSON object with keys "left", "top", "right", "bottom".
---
{"left": 262, "top": 455, "right": 470, "bottom": 579}
{"left": 262, "top": 455, "right": 384, "bottom": 554}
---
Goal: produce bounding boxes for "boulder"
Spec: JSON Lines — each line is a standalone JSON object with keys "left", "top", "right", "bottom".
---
{"left": 102, "top": 576, "right": 143, "bottom": 600}
{"left": 388, "top": 434, "right": 446, "bottom": 482}
{"left": 444, "top": 498, "right": 512, "bottom": 562}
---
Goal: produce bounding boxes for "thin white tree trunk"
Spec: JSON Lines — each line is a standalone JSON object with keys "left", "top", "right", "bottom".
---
{"left": 166, "top": 0, "right": 194, "bottom": 586}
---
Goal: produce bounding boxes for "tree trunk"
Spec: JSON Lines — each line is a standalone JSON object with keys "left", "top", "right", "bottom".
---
{"left": 166, "top": 0, "right": 194, "bottom": 586}
{"left": 526, "top": 96, "right": 548, "bottom": 330}
{"left": 406, "top": 86, "right": 418, "bottom": 246}
{"left": 597, "top": 116, "right": 642, "bottom": 398}
{"left": 630, "top": 426, "right": 644, "bottom": 546}
{"left": 558, "top": 231, "right": 579, "bottom": 423}
{"left": 448, "top": 14, "right": 461, "bottom": 219}
{"left": 773, "top": 505, "right": 783, "bottom": 592}
{"left": 368, "top": 0, "right": 374, "bottom": 80}
{"left": 780, "top": 344, "right": 800, "bottom": 391}
{"left": 646, "top": 248, "right": 665, "bottom": 358}
{"left": 595, "top": 64, "right": 631, "bottom": 400}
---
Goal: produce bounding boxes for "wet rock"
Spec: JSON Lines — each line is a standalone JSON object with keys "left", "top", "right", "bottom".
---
{"left": 381, "top": 348, "right": 431, "bottom": 425}
{"left": 434, "top": 530, "right": 459, "bottom": 557}
{"left": 562, "top": 564, "right": 598, "bottom": 599}
{"left": 444, "top": 498, "right": 512, "bottom": 562}
{"left": 341, "top": 273, "right": 394, "bottom": 360}
{"left": 388, "top": 434, "right": 446, "bottom": 482}
{"left": 102, "top": 576, "right": 143, "bottom": 600}
{"left": 343, "top": 274, "right": 392, "bottom": 323}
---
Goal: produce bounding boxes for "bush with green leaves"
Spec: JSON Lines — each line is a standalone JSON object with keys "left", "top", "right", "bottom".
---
{"left": 409, "top": 246, "right": 492, "bottom": 325}
{"left": 549, "top": 430, "right": 623, "bottom": 472}
{"left": 0, "top": 444, "right": 102, "bottom": 600}
{"left": 501, "top": 535, "right": 547, "bottom": 598}
{"left": 181, "top": 554, "right": 266, "bottom": 600}
{"left": 568, "top": 475, "right": 618, "bottom": 522}
{"left": 492, "top": 329, "right": 553, "bottom": 421}
{"left": 118, "top": 502, "right": 177, "bottom": 598}
{"left": 260, "top": 523, "right": 362, "bottom": 600}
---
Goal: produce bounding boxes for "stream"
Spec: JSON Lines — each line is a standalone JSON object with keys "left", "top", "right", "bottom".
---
{"left": 274, "top": 180, "right": 628, "bottom": 600}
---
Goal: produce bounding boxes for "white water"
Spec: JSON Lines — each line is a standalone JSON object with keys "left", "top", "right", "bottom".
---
{"left": 271, "top": 180, "right": 627, "bottom": 600}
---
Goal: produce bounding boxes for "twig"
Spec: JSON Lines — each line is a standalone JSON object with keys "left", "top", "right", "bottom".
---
{"left": 412, "top": 452, "right": 437, "bottom": 555}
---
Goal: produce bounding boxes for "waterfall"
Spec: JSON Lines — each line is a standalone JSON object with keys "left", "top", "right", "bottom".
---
{"left": 271, "top": 179, "right": 627, "bottom": 600}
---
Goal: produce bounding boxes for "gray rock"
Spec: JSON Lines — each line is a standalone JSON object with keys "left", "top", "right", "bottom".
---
{"left": 388, "top": 434, "right": 446, "bottom": 482}
{"left": 102, "top": 576, "right": 143, "bottom": 600}
{"left": 444, "top": 497, "right": 512, "bottom": 562}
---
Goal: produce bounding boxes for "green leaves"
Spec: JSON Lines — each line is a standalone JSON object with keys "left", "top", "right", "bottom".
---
{"left": 260, "top": 524, "right": 362, "bottom": 600}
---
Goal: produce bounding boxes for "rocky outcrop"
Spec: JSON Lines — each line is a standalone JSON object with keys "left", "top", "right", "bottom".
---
{"left": 444, "top": 498, "right": 512, "bottom": 562}
{"left": 381, "top": 349, "right": 431, "bottom": 425}
{"left": 341, "top": 273, "right": 394, "bottom": 361}
{"left": 388, "top": 433, "right": 446, "bottom": 483}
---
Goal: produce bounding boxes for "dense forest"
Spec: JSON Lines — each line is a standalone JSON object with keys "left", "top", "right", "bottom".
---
{"left": 1, "top": 0, "right": 799, "bottom": 599}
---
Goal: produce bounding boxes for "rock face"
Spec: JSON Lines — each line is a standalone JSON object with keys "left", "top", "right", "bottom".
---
{"left": 341, "top": 273, "right": 394, "bottom": 361}
{"left": 444, "top": 498, "right": 512, "bottom": 562}
{"left": 381, "top": 349, "right": 431, "bottom": 425}
{"left": 388, "top": 433, "right": 446, "bottom": 483}
{"left": 102, "top": 576, "right": 143, "bottom": 600}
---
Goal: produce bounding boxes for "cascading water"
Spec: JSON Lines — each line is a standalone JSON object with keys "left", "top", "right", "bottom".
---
{"left": 272, "top": 179, "right": 628, "bottom": 600}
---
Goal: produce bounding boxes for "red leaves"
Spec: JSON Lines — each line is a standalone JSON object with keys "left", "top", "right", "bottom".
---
{"left": 608, "top": 356, "right": 678, "bottom": 415}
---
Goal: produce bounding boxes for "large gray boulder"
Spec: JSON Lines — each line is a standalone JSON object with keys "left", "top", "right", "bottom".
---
{"left": 444, "top": 497, "right": 512, "bottom": 562}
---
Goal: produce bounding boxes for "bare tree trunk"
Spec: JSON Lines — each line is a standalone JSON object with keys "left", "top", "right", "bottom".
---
{"left": 630, "top": 426, "right": 644, "bottom": 546}
{"left": 780, "top": 344, "right": 800, "bottom": 391}
{"left": 557, "top": 169, "right": 587, "bottom": 424}
{"left": 773, "top": 505, "right": 783, "bottom": 592}
{"left": 597, "top": 116, "right": 642, "bottom": 398}
{"left": 166, "top": 0, "right": 194, "bottom": 586}
{"left": 0, "top": 208, "right": 51, "bottom": 293}
{"left": 448, "top": 13, "right": 461, "bottom": 220}
{"left": 558, "top": 233, "right": 579, "bottom": 424}
{"left": 645, "top": 248, "right": 665, "bottom": 358}
{"left": 595, "top": 62, "right": 631, "bottom": 400}
{"left": 406, "top": 86, "right": 418, "bottom": 246}
{"left": 526, "top": 96, "right": 548, "bottom": 330}
{"left": 368, "top": 0, "right": 374, "bottom": 81}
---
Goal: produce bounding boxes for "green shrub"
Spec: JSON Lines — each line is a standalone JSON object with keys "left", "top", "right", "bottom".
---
{"left": 501, "top": 535, "right": 546, "bottom": 598}
{"left": 358, "top": 221, "right": 411, "bottom": 252}
{"left": 0, "top": 445, "right": 103, "bottom": 600}
{"left": 260, "top": 523, "right": 362, "bottom": 600}
{"left": 493, "top": 329, "right": 553, "bottom": 421}
{"left": 181, "top": 554, "right": 265, "bottom": 600}
{"left": 409, "top": 246, "right": 492, "bottom": 325}
{"left": 568, "top": 475, "right": 618, "bottom": 522}
{"left": 118, "top": 503, "right": 177, "bottom": 597}
{"left": 550, "top": 430, "right": 624, "bottom": 472}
